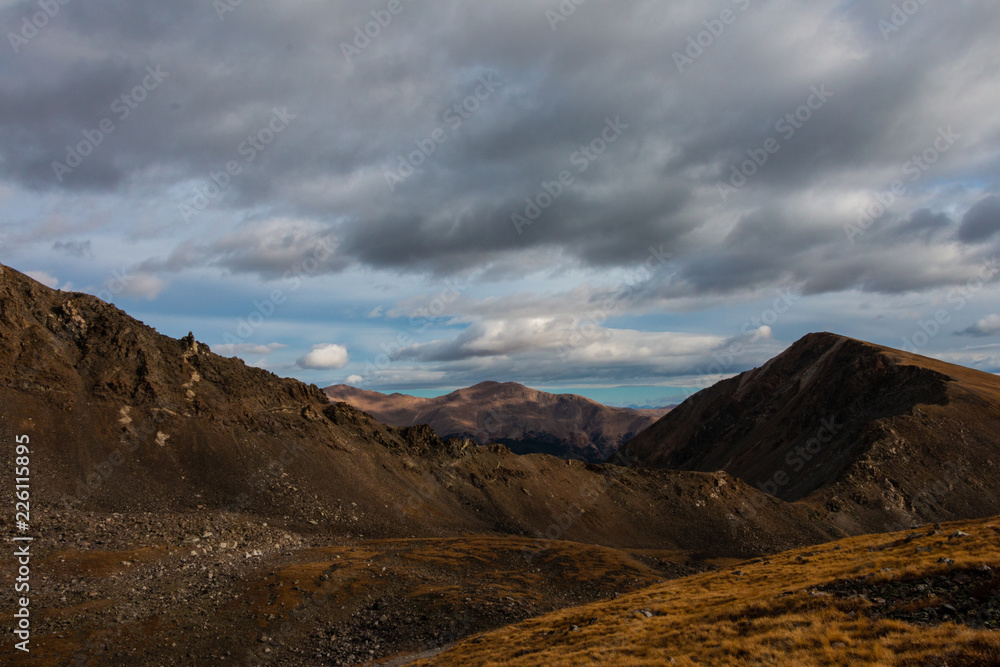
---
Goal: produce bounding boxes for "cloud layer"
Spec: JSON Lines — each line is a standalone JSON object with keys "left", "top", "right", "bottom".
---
{"left": 2, "top": 0, "right": 999, "bottom": 392}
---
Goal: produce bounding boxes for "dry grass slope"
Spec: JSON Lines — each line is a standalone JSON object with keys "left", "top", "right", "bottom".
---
{"left": 417, "top": 516, "right": 1000, "bottom": 666}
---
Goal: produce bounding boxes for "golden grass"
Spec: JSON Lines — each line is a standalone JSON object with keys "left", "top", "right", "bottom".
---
{"left": 416, "top": 517, "right": 1000, "bottom": 666}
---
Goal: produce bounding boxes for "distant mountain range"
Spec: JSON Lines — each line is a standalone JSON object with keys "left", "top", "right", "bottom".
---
{"left": 324, "top": 382, "right": 670, "bottom": 463}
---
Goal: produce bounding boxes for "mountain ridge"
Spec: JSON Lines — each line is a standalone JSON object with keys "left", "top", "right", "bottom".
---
{"left": 0, "top": 261, "right": 829, "bottom": 553}
{"left": 618, "top": 331, "right": 1000, "bottom": 533}
{"left": 325, "top": 381, "right": 669, "bottom": 463}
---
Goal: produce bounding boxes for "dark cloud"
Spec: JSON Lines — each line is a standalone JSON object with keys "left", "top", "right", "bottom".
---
{"left": 0, "top": 0, "right": 999, "bottom": 297}
{"left": 52, "top": 240, "right": 92, "bottom": 257}
{"left": 897, "top": 209, "right": 954, "bottom": 242}
{"left": 138, "top": 219, "right": 348, "bottom": 279}
{"left": 959, "top": 196, "right": 1000, "bottom": 244}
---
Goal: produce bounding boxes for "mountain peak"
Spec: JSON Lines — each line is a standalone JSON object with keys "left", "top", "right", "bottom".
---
{"left": 618, "top": 330, "right": 1000, "bottom": 532}
{"left": 325, "top": 382, "right": 670, "bottom": 462}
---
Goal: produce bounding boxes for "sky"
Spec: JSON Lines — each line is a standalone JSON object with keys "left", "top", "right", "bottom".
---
{"left": 1, "top": 0, "right": 999, "bottom": 407}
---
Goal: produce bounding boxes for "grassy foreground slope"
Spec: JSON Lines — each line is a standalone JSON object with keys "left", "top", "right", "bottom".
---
{"left": 417, "top": 516, "right": 1000, "bottom": 666}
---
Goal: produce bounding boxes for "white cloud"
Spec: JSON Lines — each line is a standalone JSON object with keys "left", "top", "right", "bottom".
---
{"left": 358, "top": 307, "right": 780, "bottom": 389}
{"left": 958, "top": 314, "right": 1000, "bottom": 337}
{"left": 25, "top": 270, "right": 59, "bottom": 288}
{"left": 345, "top": 374, "right": 364, "bottom": 385}
{"left": 297, "top": 344, "right": 349, "bottom": 370}
{"left": 934, "top": 344, "right": 1000, "bottom": 372}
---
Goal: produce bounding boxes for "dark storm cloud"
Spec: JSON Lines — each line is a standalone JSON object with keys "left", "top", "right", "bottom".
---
{"left": 138, "top": 219, "right": 347, "bottom": 279}
{"left": 52, "top": 239, "right": 91, "bottom": 257}
{"left": 2, "top": 0, "right": 1000, "bottom": 295}
{"left": 959, "top": 196, "right": 1000, "bottom": 244}
{"left": 897, "top": 209, "right": 954, "bottom": 242}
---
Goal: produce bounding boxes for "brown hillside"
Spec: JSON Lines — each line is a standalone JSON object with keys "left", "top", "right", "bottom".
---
{"left": 618, "top": 332, "right": 1000, "bottom": 534}
{"left": 0, "top": 262, "right": 859, "bottom": 664}
{"left": 2, "top": 264, "right": 998, "bottom": 664}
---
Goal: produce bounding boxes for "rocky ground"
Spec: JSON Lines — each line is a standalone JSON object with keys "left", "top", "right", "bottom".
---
{"left": 820, "top": 550, "right": 999, "bottom": 629}
{"left": 0, "top": 507, "right": 728, "bottom": 666}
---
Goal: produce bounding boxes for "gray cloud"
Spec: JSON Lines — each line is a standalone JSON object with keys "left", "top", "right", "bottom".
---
{"left": 1, "top": 0, "right": 999, "bottom": 299}
{"left": 138, "top": 219, "right": 347, "bottom": 279}
{"left": 957, "top": 314, "right": 1000, "bottom": 338}
{"left": 959, "top": 196, "right": 1000, "bottom": 244}
{"left": 52, "top": 239, "right": 92, "bottom": 257}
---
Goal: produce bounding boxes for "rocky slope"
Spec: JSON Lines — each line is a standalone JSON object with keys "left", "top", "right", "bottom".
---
{"left": 618, "top": 332, "right": 1000, "bottom": 534}
{"left": 325, "top": 382, "right": 669, "bottom": 463}
{"left": 0, "top": 510, "right": 737, "bottom": 666}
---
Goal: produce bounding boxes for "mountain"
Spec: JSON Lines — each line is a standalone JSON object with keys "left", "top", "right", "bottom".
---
{"left": 628, "top": 403, "right": 675, "bottom": 410}
{"left": 4, "top": 263, "right": 998, "bottom": 663}
{"left": 0, "top": 262, "right": 824, "bottom": 553}
{"left": 0, "top": 262, "right": 851, "bottom": 663}
{"left": 617, "top": 332, "right": 1000, "bottom": 533}
{"left": 325, "top": 382, "right": 670, "bottom": 462}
